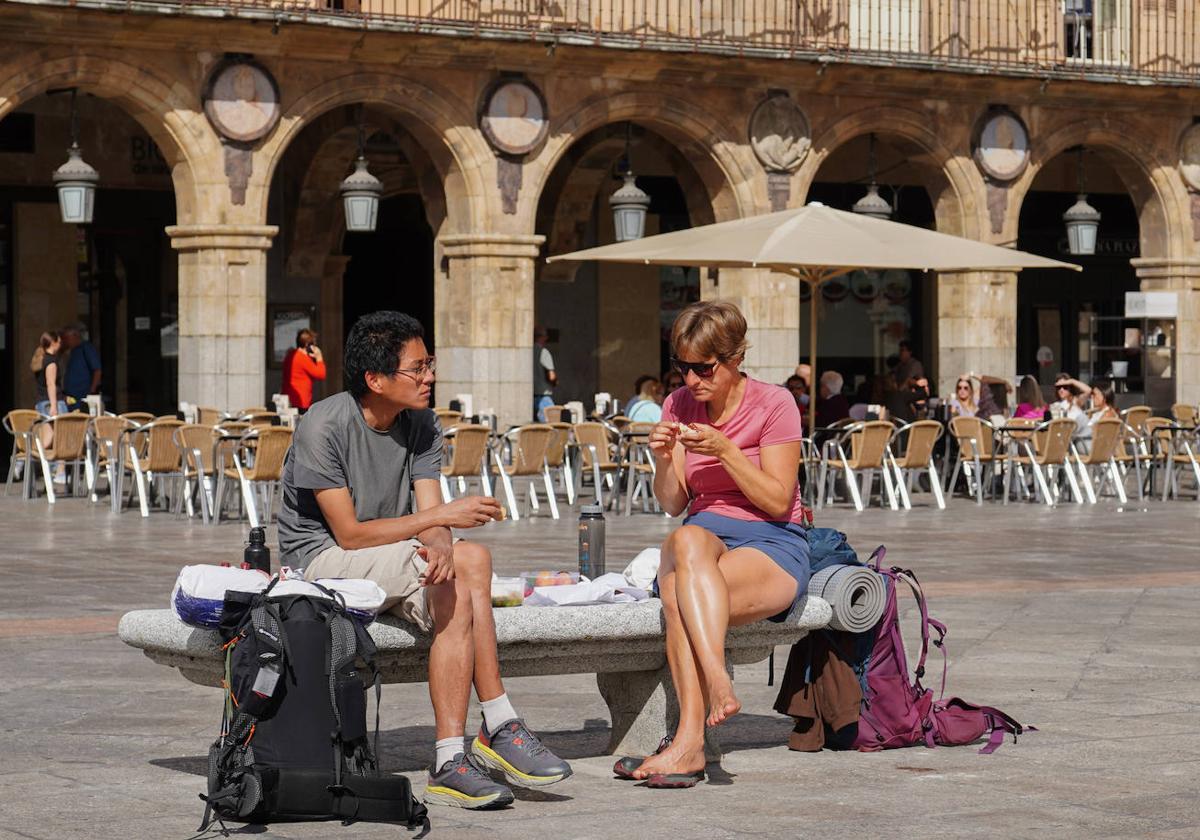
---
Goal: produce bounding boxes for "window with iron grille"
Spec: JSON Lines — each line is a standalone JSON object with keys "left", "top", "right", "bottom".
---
{"left": 1064, "top": 0, "right": 1131, "bottom": 64}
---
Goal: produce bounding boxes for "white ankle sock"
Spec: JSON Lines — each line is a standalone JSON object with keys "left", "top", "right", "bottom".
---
{"left": 434, "top": 736, "right": 464, "bottom": 771}
{"left": 480, "top": 693, "right": 519, "bottom": 734}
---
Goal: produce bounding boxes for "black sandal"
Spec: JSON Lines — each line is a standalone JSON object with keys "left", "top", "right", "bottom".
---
{"left": 612, "top": 736, "right": 672, "bottom": 780}
{"left": 643, "top": 769, "right": 705, "bottom": 789}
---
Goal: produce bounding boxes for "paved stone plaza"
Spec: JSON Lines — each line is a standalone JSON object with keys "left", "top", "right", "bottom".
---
{"left": 1, "top": 494, "right": 1198, "bottom": 839}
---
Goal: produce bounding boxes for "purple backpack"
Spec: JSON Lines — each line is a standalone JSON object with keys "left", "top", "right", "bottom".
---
{"left": 852, "top": 547, "right": 1031, "bottom": 754}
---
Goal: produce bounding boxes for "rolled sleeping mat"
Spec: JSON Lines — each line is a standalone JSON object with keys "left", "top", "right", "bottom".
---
{"left": 806, "top": 564, "right": 886, "bottom": 633}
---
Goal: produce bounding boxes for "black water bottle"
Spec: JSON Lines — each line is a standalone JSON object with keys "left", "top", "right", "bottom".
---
{"left": 243, "top": 526, "right": 271, "bottom": 574}
{"left": 578, "top": 504, "right": 606, "bottom": 580}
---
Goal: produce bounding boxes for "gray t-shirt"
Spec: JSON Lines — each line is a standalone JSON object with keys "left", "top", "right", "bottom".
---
{"left": 534, "top": 345, "right": 555, "bottom": 397}
{"left": 277, "top": 391, "right": 443, "bottom": 564}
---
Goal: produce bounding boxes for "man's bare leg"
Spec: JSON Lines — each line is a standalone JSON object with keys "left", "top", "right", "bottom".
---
{"left": 452, "top": 541, "right": 505, "bottom": 702}
{"left": 425, "top": 567, "right": 476, "bottom": 740}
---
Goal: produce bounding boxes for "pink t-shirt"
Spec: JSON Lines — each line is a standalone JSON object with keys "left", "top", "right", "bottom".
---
{"left": 661, "top": 376, "right": 808, "bottom": 524}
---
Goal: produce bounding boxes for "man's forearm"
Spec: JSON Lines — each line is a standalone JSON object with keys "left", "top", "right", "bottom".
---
{"left": 90, "top": 370, "right": 102, "bottom": 393}
{"left": 335, "top": 507, "right": 448, "bottom": 550}
{"left": 417, "top": 524, "right": 453, "bottom": 550}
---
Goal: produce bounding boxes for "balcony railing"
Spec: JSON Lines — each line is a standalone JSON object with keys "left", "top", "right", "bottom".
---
{"left": 31, "top": 1, "right": 1200, "bottom": 83}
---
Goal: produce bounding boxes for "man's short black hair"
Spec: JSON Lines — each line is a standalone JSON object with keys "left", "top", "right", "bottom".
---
{"left": 343, "top": 311, "right": 425, "bottom": 398}
{"left": 898, "top": 339, "right": 914, "bottom": 353}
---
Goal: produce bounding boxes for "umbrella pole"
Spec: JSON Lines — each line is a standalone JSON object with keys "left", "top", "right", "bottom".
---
{"left": 808, "top": 282, "right": 818, "bottom": 436}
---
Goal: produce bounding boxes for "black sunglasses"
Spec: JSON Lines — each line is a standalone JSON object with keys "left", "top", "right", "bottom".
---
{"left": 671, "top": 358, "right": 717, "bottom": 379}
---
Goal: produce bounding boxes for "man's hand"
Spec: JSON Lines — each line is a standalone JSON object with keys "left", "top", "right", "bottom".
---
{"left": 417, "top": 543, "right": 455, "bottom": 586}
{"left": 435, "top": 495, "right": 503, "bottom": 528}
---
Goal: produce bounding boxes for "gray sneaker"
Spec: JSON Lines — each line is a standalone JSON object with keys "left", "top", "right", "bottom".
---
{"left": 424, "top": 752, "right": 515, "bottom": 810}
{"left": 470, "top": 717, "right": 573, "bottom": 788}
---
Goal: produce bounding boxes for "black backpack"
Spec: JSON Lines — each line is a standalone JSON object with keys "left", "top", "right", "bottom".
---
{"left": 200, "top": 578, "right": 427, "bottom": 832}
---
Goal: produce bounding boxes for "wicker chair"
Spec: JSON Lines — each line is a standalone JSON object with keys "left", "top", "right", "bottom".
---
{"left": 572, "top": 421, "right": 623, "bottom": 509}
{"left": 195, "top": 406, "right": 224, "bottom": 426}
{"left": 545, "top": 422, "right": 575, "bottom": 505}
{"left": 1072, "top": 417, "right": 1128, "bottom": 504}
{"left": 542, "top": 405, "right": 568, "bottom": 424}
{"left": 439, "top": 424, "right": 493, "bottom": 503}
{"left": 119, "top": 412, "right": 155, "bottom": 426}
{"left": 433, "top": 408, "right": 463, "bottom": 429}
{"left": 173, "top": 423, "right": 222, "bottom": 522}
{"left": 85, "top": 414, "right": 135, "bottom": 505}
{"left": 1005, "top": 418, "right": 1083, "bottom": 506}
{"left": 818, "top": 420, "right": 899, "bottom": 511}
{"left": 945, "top": 416, "right": 1001, "bottom": 505}
{"left": 1145, "top": 416, "right": 1200, "bottom": 501}
{"left": 215, "top": 426, "right": 293, "bottom": 527}
{"left": 492, "top": 424, "right": 557, "bottom": 520}
{"left": 3, "top": 409, "right": 41, "bottom": 497}
{"left": 30, "top": 413, "right": 91, "bottom": 504}
{"left": 887, "top": 420, "right": 946, "bottom": 510}
{"left": 622, "top": 422, "right": 660, "bottom": 516}
{"left": 124, "top": 419, "right": 185, "bottom": 517}
{"left": 1171, "top": 403, "right": 1197, "bottom": 428}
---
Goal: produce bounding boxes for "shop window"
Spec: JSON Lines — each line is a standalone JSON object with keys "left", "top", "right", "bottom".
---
{"left": 1063, "top": 0, "right": 1130, "bottom": 65}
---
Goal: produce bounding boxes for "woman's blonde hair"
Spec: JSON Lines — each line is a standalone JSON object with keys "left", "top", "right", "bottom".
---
{"left": 30, "top": 331, "right": 59, "bottom": 374}
{"left": 669, "top": 301, "right": 749, "bottom": 364}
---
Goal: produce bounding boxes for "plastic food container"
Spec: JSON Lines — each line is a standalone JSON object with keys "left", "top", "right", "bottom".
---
{"left": 521, "top": 570, "right": 580, "bottom": 597}
{"left": 490, "top": 577, "right": 525, "bottom": 608}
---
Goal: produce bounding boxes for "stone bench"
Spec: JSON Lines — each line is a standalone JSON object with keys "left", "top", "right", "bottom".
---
{"left": 119, "top": 597, "right": 831, "bottom": 757}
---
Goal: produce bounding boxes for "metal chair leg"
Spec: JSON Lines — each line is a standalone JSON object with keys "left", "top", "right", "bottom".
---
{"left": 844, "top": 465, "right": 864, "bottom": 512}
{"left": 494, "top": 451, "right": 519, "bottom": 521}
{"left": 928, "top": 463, "right": 946, "bottom": 509}
{"left": 542, "top": 466, "right": 560, "bottom": 520}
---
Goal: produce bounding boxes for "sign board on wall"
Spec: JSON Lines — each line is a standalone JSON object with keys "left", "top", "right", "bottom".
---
{"left": 1125, "top": 292, "right": 1178, "bottom": 318}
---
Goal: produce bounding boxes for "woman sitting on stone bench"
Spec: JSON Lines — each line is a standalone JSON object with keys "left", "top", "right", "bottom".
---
{"left": 616, "top": 301, "right": 811, "bottom": 788}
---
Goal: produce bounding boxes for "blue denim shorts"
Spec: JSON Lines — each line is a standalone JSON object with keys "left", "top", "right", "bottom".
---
{"left": 677, "top": 511, "right": 811, "bottom": 623}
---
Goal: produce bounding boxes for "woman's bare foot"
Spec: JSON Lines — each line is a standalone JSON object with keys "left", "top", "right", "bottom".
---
{"left": 706, "top": 680, "right": 741, "bottom": 728}
{"left": 630, "top": 739, "right": 705, "bottom": 780}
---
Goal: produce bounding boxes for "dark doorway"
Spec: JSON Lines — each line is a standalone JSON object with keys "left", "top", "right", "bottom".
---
{"left": 341, "top": 194, "right": 434, "bottom": 342}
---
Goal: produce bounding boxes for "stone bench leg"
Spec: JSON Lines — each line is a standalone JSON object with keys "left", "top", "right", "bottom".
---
{"left": 597, "top": 665, "right": 722, "bottom": 762}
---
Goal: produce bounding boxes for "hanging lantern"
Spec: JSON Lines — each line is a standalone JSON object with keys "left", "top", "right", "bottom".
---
{"left": 610, "top": 171, "right": 651, "bottom": 242}
{"left": 53, "top": 90, "right": 98, "bottom": 224}
{"left": 339, "top": 154, "right": 382, "bottom": 233}
{"left": 852, "top": 183, "right": 892, "bottom": 220}
{"left": 852, "top": 133, "right": 891, "bottom": 221}
{"left": 1063, "top": 194, "right": 1101, "bottom": 255}
{"left": 1063, "top": 147, "right": 1100, "bottom": 256}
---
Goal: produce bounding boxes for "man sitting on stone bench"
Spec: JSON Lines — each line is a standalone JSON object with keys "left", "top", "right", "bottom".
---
{"left": 277, "top": 310, "right": 571, "bottom": 811}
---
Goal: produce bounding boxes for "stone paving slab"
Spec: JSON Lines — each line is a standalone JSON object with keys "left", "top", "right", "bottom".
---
{"left": 0, "top": 495, "right": 1197, "bottom": 838}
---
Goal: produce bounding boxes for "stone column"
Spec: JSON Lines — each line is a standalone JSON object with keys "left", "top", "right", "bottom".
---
{"left": 703, "top": 267, "right": 800, "bottom": 385}
{"left": 167, "top": 225, "right": 278, "bottom": 411}
{"left": 934, "top": 270, "right": 1018, "bottom": 399}
{"left": 1132, "top": 258, "right": 1200, "bottom": 405}
{"left": 436, "top": 234, "right": 544, "bottom": 427}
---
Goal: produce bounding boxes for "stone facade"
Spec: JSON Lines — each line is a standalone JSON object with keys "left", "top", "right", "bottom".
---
{"left": 2, "top": 2, "right": 1200, "bottom": 422}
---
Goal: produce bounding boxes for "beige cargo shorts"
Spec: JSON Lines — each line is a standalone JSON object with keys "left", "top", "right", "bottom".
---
{"left": 304, "top": 540, "right": 432, "bottom": 632}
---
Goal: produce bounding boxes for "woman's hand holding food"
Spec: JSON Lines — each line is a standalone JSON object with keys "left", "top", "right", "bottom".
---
{"left": 676, "top": 422, "right": 732, "bottom": 459}
{"left": 648, "top": 420, "right": 681, "bottom": 462}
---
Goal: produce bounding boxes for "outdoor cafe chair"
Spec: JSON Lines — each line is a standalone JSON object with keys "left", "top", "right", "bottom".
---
{"left": 28, "top": 412, "right": 90, "bottom": 505}
{"left": 1144, "top": 416, "right": 1200, "bottom": 501}
{"left": 123, "top": 418, "right": 184, "bottom": 517}
{"left": 543, "top": 405, "right": 568, "bottom": 423}
{"left": 1071, "top": 417, "right": 1128, "bottom": 505}
{"left": 1171, "top": 403, "right": 1197, "bottom": 427}
{"left": 214, "top": 426, "right": 293, "bottom": 527}
{"left": 173, "top": 423, "right": 222, "bottom": 523}
{"left": 546, "top": 422, "right": 575, "bottom": 505}
{"left": 439, "top": 423, "right": 493, "bottom": 503}
{"left": 945, "top": 416, "right": 1002, "bottom": 505}
{"left": 119, "top": 411, "right": 154, "bottom": 426}
{"left": 886, "top": 420, "right": 946, "bottom": 510}
{"left": 817, "top": 420, "right": 898, "bottom": 512}
{"left": 492, "top": 424, "right": 558, "bottom": 520}
{"left": 1004, "top": 418, "right": 1083, "bottom": 506}
{"left": 1120, "top": 405, "right": 1153, "bottom": 456}
{"left": 622, "top": 422, "right": 662, "bottom": 516}
{"left": 85, "top": 414, "right": 136, "bottom": 504}
{"left": 195, "top": 406, "right": 223, "bottom": 426}
{"left": 572, "top": 421, "right": 623, "bottom": 510}
{"left": 3, "top": 409, "right": 40, "bottom": 497}
{"left": 433, "top": 408, "right": 463, "bottom": 429}
{"left": 240, "top": 411, "right": 279, "bottom": 429}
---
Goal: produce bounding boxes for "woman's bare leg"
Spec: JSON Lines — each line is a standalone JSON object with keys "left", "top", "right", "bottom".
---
{"left": 633, "top": 525, "right": 724, "bottom": 778}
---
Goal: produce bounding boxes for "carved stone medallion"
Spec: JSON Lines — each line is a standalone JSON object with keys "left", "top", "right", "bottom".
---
{"left": 479, "top": 78, "right": 548, "bottom": 156}
{"left": 203, "top": 58, "right": 281, "bottom": 144}
{"left": 1178, "top": 123, "right": 1200, "bottom": 192}
{"left": 973, "top": 109, "right": 1030, "bottom": 182}
{"left": 748, "top": 93, "right": 811, "bottom": 173}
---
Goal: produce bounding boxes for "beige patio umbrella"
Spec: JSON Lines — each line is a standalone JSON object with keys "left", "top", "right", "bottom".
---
{"left": 548, "top": 203, "right": 1080, "bottom": 432}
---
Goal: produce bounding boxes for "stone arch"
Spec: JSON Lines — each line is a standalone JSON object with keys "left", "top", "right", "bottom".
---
{"left": 1008, "top": 119, "right": 1186, "bottom": 260}
{"left": 524, "top": 89, "right": 762, "bottom": 229}
{"left": 803, "top": 105, "right": 981, "bottom": 239}
{"left": 254, "top": 73, "right": 491, "bottom": 235}
{"left": 0, "top": 50, "right": 207, "bottom": 221}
